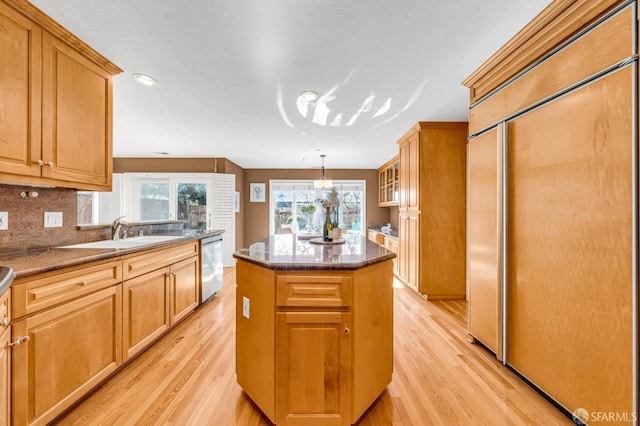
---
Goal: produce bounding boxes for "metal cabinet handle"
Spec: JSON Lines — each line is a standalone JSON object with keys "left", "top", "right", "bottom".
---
{"left": 33, "top": 159, "right": 44, "bottom": 166}
{"left": 46, "top": 162, "right": 54, "bottom": 168}
{"left": 343, "top": 327, "right": 351, "bottom": 335}
{"left": 1, "top": 318, "right": 8, "bottom": 327}
{"left": 8, "top": 336, "right": 30, "bottom": 347}
{"left": 78, "top": 280, "right": 87, "bottom": 286}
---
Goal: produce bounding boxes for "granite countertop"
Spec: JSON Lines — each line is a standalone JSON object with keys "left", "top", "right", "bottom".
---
{"left": 0, "top": 230, "right": 224, "bottom": 279}
{"left": 233, "top": 234, "right": 396, "bottom": 271}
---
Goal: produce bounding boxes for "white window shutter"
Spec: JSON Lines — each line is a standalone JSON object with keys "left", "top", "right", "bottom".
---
{"left": 211, "top": 173, "right": 236, "bottom": 267}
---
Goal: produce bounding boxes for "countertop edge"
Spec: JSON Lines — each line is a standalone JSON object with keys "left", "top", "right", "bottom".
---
{"left": 1, "top": 230, "right": 225, "bottom": 279}
{"left": 233, "top": 251, "right": 396, "bottom": 271}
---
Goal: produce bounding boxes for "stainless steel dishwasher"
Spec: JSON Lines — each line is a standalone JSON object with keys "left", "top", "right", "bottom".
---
{"left": 200, "top": 233, "right": 224, "bottom": 303}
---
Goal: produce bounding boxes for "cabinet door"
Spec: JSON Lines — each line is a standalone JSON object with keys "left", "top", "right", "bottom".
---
{"left": 467, "top": 126, "right": 502, "bottom": 356}
{"left": 0, "top": 326, "right": 9, "bottom": 426}
{"left": 170, "top": 256, "right": 199, "bottom": 325}
{"left": 12, "top": 286, "right": 122, "bottom": 426}
{"left": 41, "top": 31, "right": 112, "bottom": 189}
{"left": 0, "top": 3, "right": 41, "bottom": 178}
{"left": 123, "top": 267, "right": 170, "bottom": 360}
{"left": 398, "top": 213, "right": 419, "bottom": 292}
{"left": 399, "top": 133, "right": 420, "bottom": 210}
{"left": 276, "top": 311, "right": 351, "bottom": 426}
{"left": 506, "top": 66, "right": 633, "bottom": 415}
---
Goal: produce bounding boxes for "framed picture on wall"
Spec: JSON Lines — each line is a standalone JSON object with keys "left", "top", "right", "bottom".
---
{"left": 250, "top": 183, "right": 266, "bottom": 202}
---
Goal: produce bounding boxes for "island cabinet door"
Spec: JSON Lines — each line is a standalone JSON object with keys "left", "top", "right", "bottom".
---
{"left": 276, "top": 311, "right": 352, "bottom": 426}
{"left": 11, "top": 286, "right": 122, "bottom": 426}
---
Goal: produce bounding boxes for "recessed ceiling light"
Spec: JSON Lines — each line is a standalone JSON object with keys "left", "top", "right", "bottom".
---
{"left": 299, "top": 91, "right": 318, "bottom": 101}
{"left": 133, "top": 73, "right": 158, "bottom": 86}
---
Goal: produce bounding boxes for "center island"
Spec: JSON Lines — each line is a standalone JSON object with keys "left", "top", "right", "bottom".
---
{"left": 233, "top": 234, "right": 396, "bottom": 425}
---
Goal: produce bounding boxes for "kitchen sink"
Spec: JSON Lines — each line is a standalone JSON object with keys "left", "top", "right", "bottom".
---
{"left": 58, "top": 235, "right": 184, "bottom": 249}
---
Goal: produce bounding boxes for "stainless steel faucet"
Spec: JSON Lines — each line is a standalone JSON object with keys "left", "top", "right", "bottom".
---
{"left": 112, "top": 216, "right": 126, "bottom": 240}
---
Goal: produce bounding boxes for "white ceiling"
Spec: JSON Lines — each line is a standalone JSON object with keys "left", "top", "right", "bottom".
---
{"left": 31, "top": 0, "right": 550, "bottom": 170}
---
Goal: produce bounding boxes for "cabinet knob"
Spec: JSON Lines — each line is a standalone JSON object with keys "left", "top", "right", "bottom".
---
{"left": 343, "top": 327, "right": 351, "bottom": 335}
{"left": 33, "top": 159, "right": 44, "bottom": 166}
{"left": 78, "top": 280, "right": 87, "bottom": 286}
{"left": 46, "top": 161, "right": 54, "bottom": 168}
{"left": 0, "top": 318, "right": 8, "bottom": 327}
{"left": 8, "top": 336, "right": 30, "bottom": 347}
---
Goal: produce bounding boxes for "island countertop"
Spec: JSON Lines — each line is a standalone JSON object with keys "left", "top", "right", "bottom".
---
{"left": 232, "top": 233, "right": 396, "bottom": 270}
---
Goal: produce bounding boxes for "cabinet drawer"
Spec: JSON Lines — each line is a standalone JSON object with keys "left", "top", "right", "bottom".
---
{"left": 12, "top": 260, "right": 122, "bottom": 319}
{"left": 277, "top": 274, "right": 352, "bottom": 308}
{"left": 384, "top": 237, "right": 398, "bottom": 254}
{"left": 123, "top": 241, "right": 198, "bottom": 280}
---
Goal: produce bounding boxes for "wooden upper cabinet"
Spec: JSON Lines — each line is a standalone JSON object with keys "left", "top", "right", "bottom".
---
{"left": 377, "top": 156, "right": 399, "bottom": 206}
{"left": 0, "top": 1, "right": 121, "bottom": 191}
{"left": 41, "top": 32, "right": 113, "bottom": 188}
{"left": 398, "top": 131, "right": 419, "bottom": 211}
{"left": 0, "top": 2, "right": 42, "bottom": 178}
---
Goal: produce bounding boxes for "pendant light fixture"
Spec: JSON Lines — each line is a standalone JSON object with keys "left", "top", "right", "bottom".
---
{"left": 314, "top": 154, "right": 333, "bottom": 188}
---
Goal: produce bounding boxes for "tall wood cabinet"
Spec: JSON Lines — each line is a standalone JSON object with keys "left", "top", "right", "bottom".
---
{"left": 397, "top": 122, "right": 467, "bottom": 299}
{"left": 463, "top": 0, "right": 634, "bottom": 418}
{"left": 0, "top": 0, "right": 121, "bottom": 191}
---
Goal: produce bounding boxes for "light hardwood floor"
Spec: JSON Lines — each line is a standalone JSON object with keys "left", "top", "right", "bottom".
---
{"left": 54, "top": 268, "right": 572, "bottom": 425}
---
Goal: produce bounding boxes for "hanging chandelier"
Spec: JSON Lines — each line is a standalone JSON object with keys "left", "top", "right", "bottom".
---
{"left": 313, "top": 154, "right": 333, "bottom": 188}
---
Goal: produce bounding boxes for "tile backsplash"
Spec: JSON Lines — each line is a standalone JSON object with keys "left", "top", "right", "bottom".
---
{"left": 0, "top": 184, "right": 87, "bottom": 253}
{"left": 0, "top": 184, "right": 184, "bottom": 253}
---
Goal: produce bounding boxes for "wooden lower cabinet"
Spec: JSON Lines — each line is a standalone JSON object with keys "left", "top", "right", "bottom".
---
{"left": 170, "top": 256, "right": 199, "bottom": 325}
{"left": 398, "top": 213, "right": 419, "bottom": 292}
{"left": 123, "top": 254, "right": 199, "bottom": 360}
{"left": 123, "top": 267, "right": 171, "bottom": 361}
{"left": 276, "top": 311, "right": 352, "bottom": 425}
{"left": 236, "top": 259, "right": 393, "bottom": 426}
{"left": 0, "top": 319, "right": 10, "bottom": 426}
{"left": 7, "top": 241, "right": 200, "bottom": 425}
{"left": 0, "top": 288, "right": 10, "bottom": 426}
{"left": 383, "top": 236, "right": 399, "bottom": 276}
{"left": 11, "top": 286, "right": 122, "bottom": 426}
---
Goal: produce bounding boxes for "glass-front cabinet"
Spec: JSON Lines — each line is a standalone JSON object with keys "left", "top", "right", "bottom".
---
{"left": 378, "top": 155, "right": 399, "bottom": 206}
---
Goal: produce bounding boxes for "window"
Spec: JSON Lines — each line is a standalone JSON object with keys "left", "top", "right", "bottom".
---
{"left": 76, "top": 173, "right": 123, "bottom": 225}
{"left": 269, "top": 180, "right": 366, "bottom": 235}
{"left": 76, "top": 173, "right": 236, "bottom": 267}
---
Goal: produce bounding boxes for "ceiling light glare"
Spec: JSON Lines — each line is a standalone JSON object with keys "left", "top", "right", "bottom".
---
{"left": 299, "top": 91, "right": 319, "bottom": 101}
{"left": 133, "top": 73, "right": 158, "bottom": 86}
